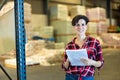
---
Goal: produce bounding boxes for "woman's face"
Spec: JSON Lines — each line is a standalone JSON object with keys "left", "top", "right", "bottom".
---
{"left": 74, "top": 19, "right": 87, "bottom": 36}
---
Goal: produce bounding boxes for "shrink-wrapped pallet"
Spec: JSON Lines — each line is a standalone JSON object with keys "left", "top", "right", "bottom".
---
{"left": 51, "top": 20, "right": 76, "bottom": 35}
{"left": 0, "top": 1, "right": 14, "bottom": 16}
{"left": 50, "top": 4, "right": 68, "bottom": 20}
{"left": 25, "top": 23, "right": 33, "bottom": 39}
{"left": 50, "top": 0, "right": 81, "bottom": 4}
{"left": 54, "top": 42, "right": 65, "bottom": 49}
{"left": 86, "top": 7, "right": 106, "bottom": 21}
{"left": 100, "top": 33, "right": 120, "bottom": 46}
{"left": 32, "top": 26, "right": 54, "bottom": 39}
{"left": 25, "top": 40, "right": 46, "bottom": 56}
{"left": 32, "top": 14, "right": 48, "bottom": 28}
{"left": 69, "top": 5, "right": 86, "bottom": 18}
{"left": 87, "top": 22, "right": 97, "bottom": 34}
{"left": 97, "top": 21, "right": 108, "bottom": 34}
{"left": 55, "top": 34, "right": 75, "bottom": 45}
{"left": 106, "top": 18, "right": 117, "bottom": 27}
{"left": 5, "top": 57, "right": 40, "bottom": 68}
{"left": 87, "top": 21, "right": 108, "bottom": 35}
{"left": 39, "top": 26, "right": 54, "bottom": 38}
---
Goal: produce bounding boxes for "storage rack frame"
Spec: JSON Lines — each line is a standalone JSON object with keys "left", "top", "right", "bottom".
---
{"left": 14, "top": 0, "right": 26, "bottom": 80}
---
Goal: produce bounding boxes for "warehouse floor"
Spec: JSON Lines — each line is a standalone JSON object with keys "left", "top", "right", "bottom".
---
{"left": 0, "top": 48, "right": 120, "bottom": 80}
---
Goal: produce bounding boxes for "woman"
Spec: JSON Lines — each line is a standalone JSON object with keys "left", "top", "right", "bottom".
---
{"left": 62, "top": 15, "right": 104, "bottom": 80}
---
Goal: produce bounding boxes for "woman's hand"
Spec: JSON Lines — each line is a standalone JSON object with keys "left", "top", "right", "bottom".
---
{"left": 63, "top": 58, "right": 70, "bottom": 69}
{"left": 80, "top": 58, "right": 101, "bottom": 67}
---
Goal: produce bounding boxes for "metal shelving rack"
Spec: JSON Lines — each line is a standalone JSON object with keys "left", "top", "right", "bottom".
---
{"left": 14, "top": 0, "right": 26, "bottom": 80}
{"left": 0, "top": 0, "right": 26, "bottom": 80}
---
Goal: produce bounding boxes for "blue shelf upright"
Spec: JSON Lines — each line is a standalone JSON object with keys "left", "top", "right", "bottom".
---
{"left": 14, "top": 0, "right": 26, "bottom": 80}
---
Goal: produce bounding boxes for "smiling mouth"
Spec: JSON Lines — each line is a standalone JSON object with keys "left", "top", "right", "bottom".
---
{"left": 77, "top": 30, "right": 84, "bottom": 32}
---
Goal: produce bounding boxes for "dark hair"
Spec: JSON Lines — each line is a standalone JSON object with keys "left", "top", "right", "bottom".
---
{"left": 71, "top": 15, "right": 89, "bottom": 26}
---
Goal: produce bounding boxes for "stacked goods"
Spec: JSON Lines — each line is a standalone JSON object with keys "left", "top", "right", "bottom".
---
{"left": 51, "top": 20, "right": 75, "bottom": 35}
{"left": 0, "top": 40, "right": 46, "bottom": 58}
{"left": 24, "top": 2, "right": 33, "bottom": 40}
{"left": 39, "top": 26, "right": 54, "bottom": 38}
{"left": 0, "top": 8, "right": 16, "bottom": 54}
{"left": 24, "top": 2, "right": 32, "bottom": 23}
{"left": 5, "top": 57, "right": 40, "bottom": 68}
{"left": 25, "top": 23, "right": 33, "bottom": 40}
{"left": 26, "top": 48, "right": 64, "bottom": 66}
{"left": 54, "top": 42, "right": 65, "bottom": 49}
{"left": 100, "top": 33, "right": 120, "bottom": 46}
{"left": 50, "top": 4, "right": 68, "bottom": 21}
{"left": 4, "top": 48, "right": 65, "bottom": 68}
{"left": 69, "top": 5, "right": 86, "bottom": 18}
{"left": 0, "top": 1, "right": 14, "bottom": 16}
{"left": 50, "top": 0, "right": 81, "bottom": 4}
{"left": 0, "top": 2, "right": 33, "bottom": 40}
{"left": 86, "top": 7, "right": 106, "bottom": 21}
{"left": 25, "top": 40, "right": 46, "bottom": 56}
{"left": 106, "top": 18, "right": 117, "bottom": 27}
{"left": 32, "top": 14, "right": 48, "bottom": 38}
{"left": 32, "top": 14, "right": 48, "bottom": 28}
{"left": 55, "top": 35, "right": 75, "bottom": 45}
{"left": 51, "top": 20, "right": 76, "bottom": 44}
{"left": 0, "top": 1, "right": 32, "bottom": 39}
{"left": 87, "top": 22, "right": 97, "bottom": 34}
{"left": 112, "top": 3, "right": 120, "bottom": 9}
{"left": 97, "top": 21, "right": 108, "bottom": 34}
{"left": 86, "top": 7, "right": 108, "bottom": 35}
{"left": 87, "top": 21, "right": 108, "bottom": 35}
{"left": 32, "top": 26, "right": 54, "bottom": 39}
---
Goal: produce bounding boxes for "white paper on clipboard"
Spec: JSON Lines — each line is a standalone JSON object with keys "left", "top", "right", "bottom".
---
{"left": 66, "top": 49, "right": 88, "bottom": 66}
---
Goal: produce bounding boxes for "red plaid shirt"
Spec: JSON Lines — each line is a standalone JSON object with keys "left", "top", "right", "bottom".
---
{"left": 62, "top": 36, "right": 104, "bottom": 77}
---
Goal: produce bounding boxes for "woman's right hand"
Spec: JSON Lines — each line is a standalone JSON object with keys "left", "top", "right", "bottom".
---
{"left": 64, "top": 58, "right": 70, "bottom": 69}
{"left": 66, "top": 58, "right": 69, "bottom": 63}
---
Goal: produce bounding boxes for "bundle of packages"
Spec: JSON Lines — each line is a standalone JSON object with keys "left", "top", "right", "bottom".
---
{"left": 24, "top": 2, "right": 33, "bottom": 40}
{"left": 87, "top": 21, "right": 108, "bottom": 35}
{"left": 87, "top": 22, "right": 97, "bottom": 34}
{"left": 69, "top": 5, "right": 86, "bottom": 18}
{"left": 50, "top": 4, "right": 68, "bottom": 21}
{"left": 0, "top": 1, "right": 33, "bottom": 40}
{"left": 100, "top": 33, "right": 120, "bottom": 45}
{"left": 25, "top": 23, "right": 33, "bottom": 40}
{"left": 25, "top": 40, "right": 46, "bottom": 56}
{"left": 24, "top": 2, "right": 32, "bottom": 23}
{"left": 0, "top": 1, "right": 14, "bottom": 16}
{"left": 86, "top": 7, "right": 106, "bottom": 21}
{"left": 29, "top": 48, "right": 64, "bottom": 65}
{"left": 39, "top": 26, "right": 54, "bottom": 38}
{"left": 97, "top": 21, "right": 108, "bottom": 34}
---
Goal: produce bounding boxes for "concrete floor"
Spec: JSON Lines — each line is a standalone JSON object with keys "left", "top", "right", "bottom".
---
{"left": 0, "top": 48, "right": 120, "bottom": 80}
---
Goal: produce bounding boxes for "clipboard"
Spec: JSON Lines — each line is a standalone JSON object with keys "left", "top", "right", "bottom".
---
{"left": 66, "top": 49, "right": 88, "bottom": 66}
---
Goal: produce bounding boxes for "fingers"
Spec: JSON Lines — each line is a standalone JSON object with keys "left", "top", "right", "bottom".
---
{"left": 80, "top": 58, "right": 89, "bottom": 65}
{"left": 66, "top": 58, "right": 69, "bottom": 62}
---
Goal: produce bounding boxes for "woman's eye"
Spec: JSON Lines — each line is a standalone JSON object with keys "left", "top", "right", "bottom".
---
{"left": 82, "top": 24, "right": 85, "bottom": 26}
{"left": 76, "top": 24, "right": 80, "bottom": 26}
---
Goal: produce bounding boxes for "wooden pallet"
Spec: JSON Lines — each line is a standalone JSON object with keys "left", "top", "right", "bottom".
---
{"left": 102, "top": 44, "right": 120, "bottom": 49}
{"left": 5, "top": 63, "right": 40, "bottom": 69}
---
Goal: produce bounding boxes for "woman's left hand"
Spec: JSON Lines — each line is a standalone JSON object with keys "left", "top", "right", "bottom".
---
{"left": 80, "top": 58, "right": 96, "bottom": 66}
{"left": 80, "top": 58, "right": 101, "bottom": 67}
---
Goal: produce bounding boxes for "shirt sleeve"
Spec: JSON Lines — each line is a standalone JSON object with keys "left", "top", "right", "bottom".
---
{"left": 61, "top": 45, "right": 70, "bottom": 71}
{"left": 96, "top": 39, "right": 104, "bottom": 70}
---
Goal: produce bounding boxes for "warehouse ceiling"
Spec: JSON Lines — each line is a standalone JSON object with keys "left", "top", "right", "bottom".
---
{"left": 0, "top": 0, "right": 120, "bottom": 5}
